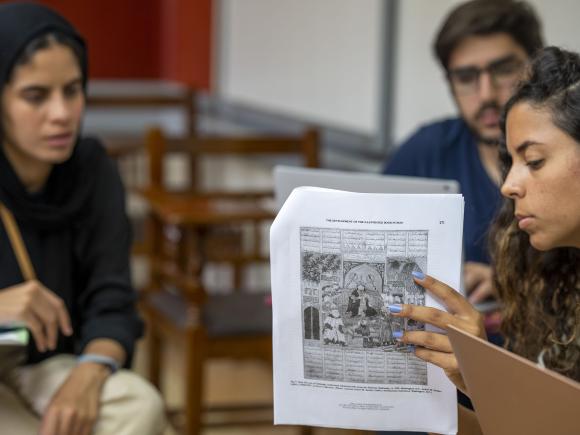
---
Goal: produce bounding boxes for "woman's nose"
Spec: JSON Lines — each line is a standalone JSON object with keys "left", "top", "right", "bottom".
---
{"left": 47, "top": 93, "right": 71, "bottom": 122}
{"left": 500, "top": 168, "right": 525, "bottom": 199}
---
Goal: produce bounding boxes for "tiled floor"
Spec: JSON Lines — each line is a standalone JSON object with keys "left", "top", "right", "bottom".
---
{"left": 132, "top": 336, "right": 364, "bottom": 435}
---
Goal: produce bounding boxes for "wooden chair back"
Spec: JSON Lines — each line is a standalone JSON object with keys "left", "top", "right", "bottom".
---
{"left": 144, "top": 126, "right": 320, "bottom": 293}
{"left": 87, "top": 81, "right": 196, "bottom": 135}
{"left": 140, "top": 125, "right": 320, "bottom": 434}
{"left": 145, "top": 126, "right": 319, "bottom": 192}
{"left": 87, "top": 82, "right": 196, "bottom": 258}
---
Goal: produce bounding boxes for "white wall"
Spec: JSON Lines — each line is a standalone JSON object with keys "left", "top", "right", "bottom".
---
{"left": 217, "top": 0, "right": 383, "bottom": 134}
{"left": 531, "top": 0, "right": 580, "bottom": 51}
{"left": 393, "top": 0, "right": 580, "bottom": 144}
{"left": 214, "top": 0, "right": 580, "bottom": 146}
{"left": 392, "top": 0, "right": 463, "bottom": 144}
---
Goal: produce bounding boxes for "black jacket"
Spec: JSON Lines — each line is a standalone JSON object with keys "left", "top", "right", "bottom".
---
{"left": 0, "top": 138, "right": 143, "bottom": 366}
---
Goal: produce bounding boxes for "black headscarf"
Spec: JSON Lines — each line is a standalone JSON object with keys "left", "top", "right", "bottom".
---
{"left": 0, "top": 2, "right": 87, "bottom": 88}
{"left": 0, "top": 2, "right": 99, "bottom": 230}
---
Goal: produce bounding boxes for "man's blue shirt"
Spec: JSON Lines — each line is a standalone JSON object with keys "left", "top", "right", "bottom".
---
{"left": 383, "top": 118, "right": 502, "bottom": 264}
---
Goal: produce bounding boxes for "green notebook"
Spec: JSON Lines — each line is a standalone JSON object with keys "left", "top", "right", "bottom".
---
{"left": 0, "top": 327, "right": 29, "bottom": 346}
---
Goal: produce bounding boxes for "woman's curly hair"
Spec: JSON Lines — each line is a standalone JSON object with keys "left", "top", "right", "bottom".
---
{"left": 490, "top": 46, "right": 580, "bottom": 381}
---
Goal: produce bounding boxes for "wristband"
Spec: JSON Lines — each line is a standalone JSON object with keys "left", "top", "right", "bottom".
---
{"left": 77, "top": 353, "right": 119, "bottom": 374}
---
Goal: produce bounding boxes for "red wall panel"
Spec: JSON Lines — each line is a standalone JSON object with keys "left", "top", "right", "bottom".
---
{"left": 39, "top": 0, "right": 162, "bottom": 79}
{"left": 4, "top": 0, "right": 212, "bottom": 88}
{"left": 161, "top": 0, "right": 213, "bottom": 89}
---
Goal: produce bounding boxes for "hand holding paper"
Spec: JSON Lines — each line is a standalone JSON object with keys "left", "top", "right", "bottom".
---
{"left": 390, "top": 272, "right": 487, "bottom": 394}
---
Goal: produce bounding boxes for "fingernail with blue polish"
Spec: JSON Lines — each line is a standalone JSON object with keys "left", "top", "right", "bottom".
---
{"left": 388, "top": 304, "right": 402, "bottom": 313}
{"left": 392, "top": 331, "right": 404, "bottom": 340}
{"left": 408, "top": 345, "right": 416, "bottom": 353}
{"left": 412, "top": 271, "right": 425, "bottom": 280}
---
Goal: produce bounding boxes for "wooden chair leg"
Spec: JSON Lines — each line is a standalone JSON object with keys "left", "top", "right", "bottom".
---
{"left": 184, "top": 327, "right": 205, "bottom": 435}
{"left": 233, "top": 263, "right": 243, "bottom": 290}
{"left": 147, "top": 325, "right": 162, "bottom": 389}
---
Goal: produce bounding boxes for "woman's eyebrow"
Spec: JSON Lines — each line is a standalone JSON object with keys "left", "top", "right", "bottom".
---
{"left": 515, "top": 140, "right": 544, "bottom": 154}
{"left": 18, "top": 76, "right": 82, "bottom": 91}
{"left": 18, "top": 84, "right": 48, "bottom": 92}
{"left": 64, "top": 77, "right": 82, "bottom": 86}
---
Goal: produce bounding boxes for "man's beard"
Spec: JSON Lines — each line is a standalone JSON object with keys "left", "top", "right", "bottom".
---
{"left": 478, "top": 135, "right": 500, "bottom": 147}
{"left": 468, "top": 101, "right": 502, "bottom": 147}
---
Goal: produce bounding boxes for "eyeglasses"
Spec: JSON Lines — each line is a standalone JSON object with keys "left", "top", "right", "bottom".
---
{"left": 447, "top": 55, "right": 525, "bottom": 95}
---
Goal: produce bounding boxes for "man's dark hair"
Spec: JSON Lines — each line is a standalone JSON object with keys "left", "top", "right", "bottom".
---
{"left": 434, "top": 0, "right": 544, "bottom": 71}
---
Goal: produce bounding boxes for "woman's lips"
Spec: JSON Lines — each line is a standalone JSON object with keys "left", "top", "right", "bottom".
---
{"left": 516, "top": 214, "right": 535, "bottom": 230}
{"left": 45, "top": 133, "right": 74, "bottom": 148}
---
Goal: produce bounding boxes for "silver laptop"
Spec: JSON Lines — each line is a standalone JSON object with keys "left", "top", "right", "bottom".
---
{"left": 274, "top": 165, "right": 460, "bottom": 209}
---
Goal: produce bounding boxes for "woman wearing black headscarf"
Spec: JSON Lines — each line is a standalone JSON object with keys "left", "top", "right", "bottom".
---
{"left": 0, "top": 3, "right": 164, "bottom": 434}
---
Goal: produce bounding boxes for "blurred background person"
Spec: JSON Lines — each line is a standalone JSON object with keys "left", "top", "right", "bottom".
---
{"left": 383, "top": 0, "right": 544, "bottom": 305}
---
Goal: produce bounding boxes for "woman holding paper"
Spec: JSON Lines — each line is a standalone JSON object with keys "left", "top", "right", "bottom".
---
{"left": 390, "top": 46, "right": 580, "bottom": 388}
{"left": 0, "top": 3, "right": 164, "bottom": 434}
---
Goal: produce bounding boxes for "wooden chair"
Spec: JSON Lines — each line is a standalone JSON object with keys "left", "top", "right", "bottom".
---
{"left": 140, "top": 127, "right": 319, "bottom": 434}
{"left": 86, "top": 81, "right": 196, "bottom": 256}
{"left": 86, "top": 80, "right": 196, "bottom": 136}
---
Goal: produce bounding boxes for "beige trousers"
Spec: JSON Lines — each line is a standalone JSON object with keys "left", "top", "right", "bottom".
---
{"left": 0, "top": 349, "right": 166, "bottom": 435}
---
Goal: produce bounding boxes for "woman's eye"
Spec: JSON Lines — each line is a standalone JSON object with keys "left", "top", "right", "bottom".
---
{"left": 64, "top": 84, "right": 82, "bottom": 98}
{"left": 22, "top": 91, "right": 46, "bottom": 104}
{"left": 526, "top": 159, "right": 545, "bottom": 170}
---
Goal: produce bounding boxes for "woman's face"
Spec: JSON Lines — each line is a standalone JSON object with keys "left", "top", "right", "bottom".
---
{"left": 502, "top": 102, "right": 580, "bottom": 250}
{"left": 1, "top": 43, "right": 84, "bottom": 165}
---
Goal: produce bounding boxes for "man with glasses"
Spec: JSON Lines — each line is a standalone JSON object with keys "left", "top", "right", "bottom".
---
{"left": 383, "top": 0, "right": 543, "bottom": 305}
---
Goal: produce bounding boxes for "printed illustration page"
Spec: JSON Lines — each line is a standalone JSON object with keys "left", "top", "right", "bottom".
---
{"left": 270, "top": 188, "right": 464, "bottom": 434}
